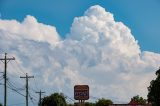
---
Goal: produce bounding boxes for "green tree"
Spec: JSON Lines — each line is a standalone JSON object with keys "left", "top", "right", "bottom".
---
{"left": 0, "top": 103, "right": 2, "bottom": 106}
{"left": 85, "top": 102, "right": 95, "bottom": 106}
{"left": 129, "top": 95, "right": 147, "bottom": 105}
{"left": 42, "top": 93, "right": 67, "bottom": 106}
{"left": 73, "top": 102, "right": 95, "bottom": 106}
{"left": 148, "top": 68, "right": 160, "bottom": 106}
{"left": 95, "top": 98, "right": 113, "bottom": 106}
{"left": 67, "top": 104, "right": 74, "bottom": 106}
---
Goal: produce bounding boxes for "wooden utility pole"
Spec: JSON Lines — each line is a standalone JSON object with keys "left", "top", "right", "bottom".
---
{"left": 36, "top": 90, "right": 45, "bottom": 106}
{"left": 20, "top": 73, "right": 34, "bottom": 106}
{"left": 0, "top": 53, "right": 15, "bottom": 106}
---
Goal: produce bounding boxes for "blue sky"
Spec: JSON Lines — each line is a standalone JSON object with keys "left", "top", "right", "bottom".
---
{"left": 0, "top": 0, "right": 160, "bottom": 53}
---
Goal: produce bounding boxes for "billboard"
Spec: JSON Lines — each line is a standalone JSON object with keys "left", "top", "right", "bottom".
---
{"left": 74, "top": 85, "right": 89, "bottom": 100}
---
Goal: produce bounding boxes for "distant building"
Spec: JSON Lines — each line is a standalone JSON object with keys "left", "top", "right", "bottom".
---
{"left": 109, "top": 99, "right": 152, "bottom": 106}
{"left": 109, "top": 104, "right": 152, "bottom": 106}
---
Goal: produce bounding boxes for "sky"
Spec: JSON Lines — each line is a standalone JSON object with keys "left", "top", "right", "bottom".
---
{"left": 0, "top": 0, "right": 160, "bottom": 106}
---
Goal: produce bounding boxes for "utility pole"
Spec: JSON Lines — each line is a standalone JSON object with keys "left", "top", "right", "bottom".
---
{"left": 20, "top": 73, "right": 34, "bottom": 106}
{"left": 36, "top": 90, "right": 45, "bottom": 106}
{"left": 0, "top": 53, "right": 15, "bottom": 106}
{"left": 0, "top": 72, "right": 3, "bottom": 99}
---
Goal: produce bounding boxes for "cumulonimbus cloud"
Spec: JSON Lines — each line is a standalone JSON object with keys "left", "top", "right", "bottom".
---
{"left": 0, "top": 5, "right": 160, "bottom": 103}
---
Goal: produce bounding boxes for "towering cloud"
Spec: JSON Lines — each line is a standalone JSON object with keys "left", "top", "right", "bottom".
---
{"left": 0, "top": 5, "right": 160, "bottom": 103}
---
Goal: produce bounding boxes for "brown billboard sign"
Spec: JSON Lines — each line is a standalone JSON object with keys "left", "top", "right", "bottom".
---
{"left": 74, "top": 85, "right": 89, "bottom": 100}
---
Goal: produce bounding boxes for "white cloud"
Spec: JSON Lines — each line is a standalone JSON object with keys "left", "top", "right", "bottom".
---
{"left": 0, "top": 5, "right": 160, "bottom": 104}
{"left": 69, "top": 5, "right": 140, "bottom": 57}
{"left": 0, "top": 15, "right": 60, "bottom": 45}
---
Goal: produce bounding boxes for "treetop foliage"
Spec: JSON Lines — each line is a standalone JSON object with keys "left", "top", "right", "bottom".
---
{"left": 148, "top": 68, "right": 160, "bottom": 106}
{"left": 42, "top": 93, "right": 67, "bottom": 106}
{"left": 95, "top": 98, "right": 113, "bottom": 106}
{"left": 129, "top": 95, "right": 147, "bottom": 105}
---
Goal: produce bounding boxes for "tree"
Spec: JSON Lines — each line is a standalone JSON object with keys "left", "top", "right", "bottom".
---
{"left": 0, "top": 103, "right": 2, "bottom": 106}
{"left": 95, "top": 98, "right": 113, "bottom": 106}
{"left": 42, "top": 93, "right": 67, "bottom": 106}
{"left": 85, "top": 102, "right": 95, "bottom": 106}
{"left": 67, "top": 104, "right": 74, "bottom": 106}
{"left": 73, "top": 102, "right": 95, "bottom": 106}
{"left": 129, "top": 95, "right": 147, "bottom": 105}
{"left": 148, "top": 68, "right": 160, "bottom": 106}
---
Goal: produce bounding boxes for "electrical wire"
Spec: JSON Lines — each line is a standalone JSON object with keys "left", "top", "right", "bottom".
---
{"left": 29, "top": 92, "right": 37, "bottom": 105}
{"left": 0, "top": 52, "right": 39, "bottom": 105}
{"left": 0, "top": 52, "right": 46, "bottom": 106}
{"left": 7, "top": 79, "right": 26, "bottom": 98}
{"left": 7, "top": 77, "right": 38, "bottom": 106}
{"left": 7, "top": 85, "right": 25, "bottom": 97}
{"left": 33, "top": 78, "right": 39, "bottom": 91}
{"left": 14, "top": 56, "right": 43, "bottom": 103}
{"left": 10, "top": 61, "right": 26, "bottom": 75}
{"left": 29, "top": 86, "right": 37, "bottom": 92}
{"left": 6, "top": 62, "right": 26, "bottom": 89}
{"left": 29, "top": 93, "right": 37, "bottom": 102}
{"left": 7, "top": 80, "right": 25, "bottom": 91}
{"left": 29, "top": 89, "right": 38, "bottom": 101}
{"left": 63, "top": 93, "right": 75, "bottom": 103}
{"left": 14, "top": 60, "right": 26, "bottom": 75}
{"left": 28, "top": 86, "right": 40, "bottom": 103}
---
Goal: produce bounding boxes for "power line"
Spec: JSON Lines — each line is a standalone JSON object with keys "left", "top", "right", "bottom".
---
{"left": 63, "top": 93, "right": 75, "bottom": 103}
{"left": 0, "top": 53, "right": 15, "bottom": 106}
{"left": 29, "top": 93, "right": 37, "bottom": 106}
{"left": 20, "top": 73, "right": 34, "bottom": 106}
{"left": 7, "top": 84, "right": 25, "bottom": 97}
{"left": 9, "top": 62, "right": 24, "bottom": 76}
{"left": 33, "top": 78, "right": 39, "bottom": 91}
{"left": 13, "top": 60, "right": 26, "bottom": 75}
{"left": 29, "top": 91, "right": 38, "bottom": 100}
{"left": 29, "top": 86, "right": 37, "bottom": 92}
{"left": 7, "top": 81, "right": 37, "bottom": 106}
{"left": 36, "top": 90, "right": 45, "bottom": 106}
{"left": 7, "top": 71, "right": 25, "bottom": 87}
{"left": 28, "top": 88, "right": 38, "bottom": 101}
{"left": 7, "top": 80, "right": 25, "bottom": 91}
